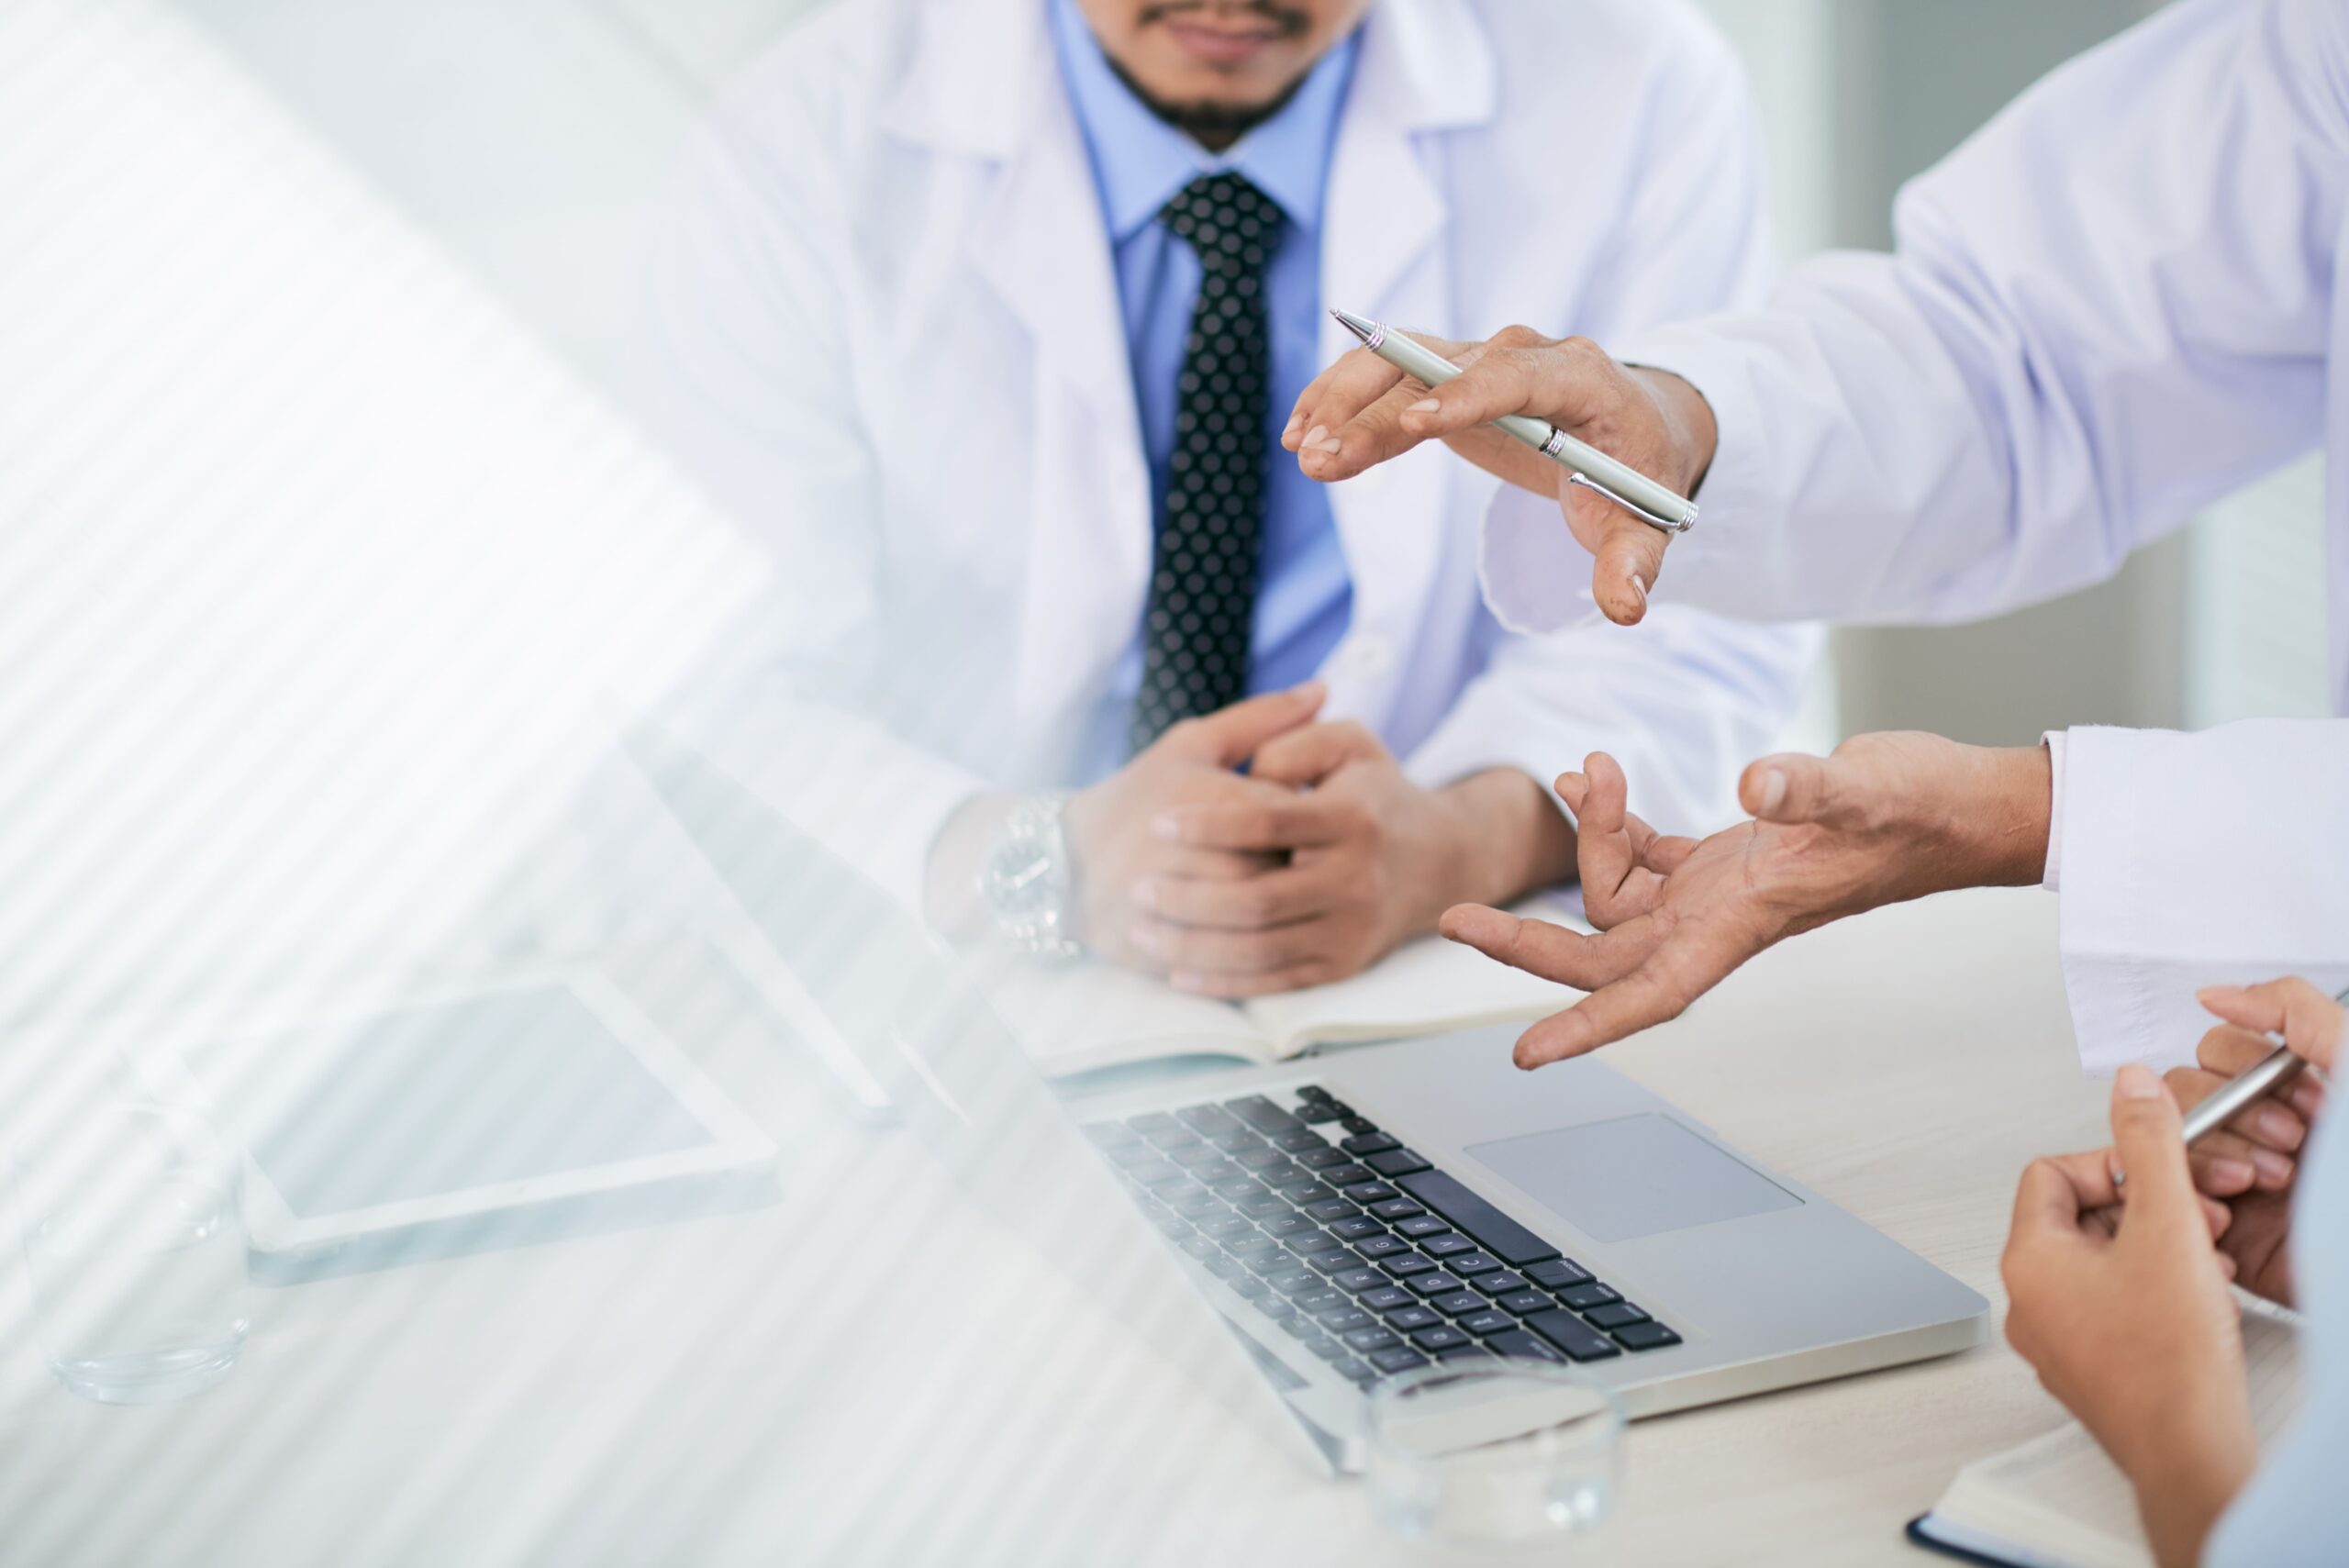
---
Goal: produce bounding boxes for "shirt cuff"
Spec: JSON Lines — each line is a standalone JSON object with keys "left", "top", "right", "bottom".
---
{"left": 2040, "top": 729, "right": 2065, "bottom": 892}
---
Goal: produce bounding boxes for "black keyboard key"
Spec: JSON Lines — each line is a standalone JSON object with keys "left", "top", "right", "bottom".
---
{"left": 1328, "top": 1217, "right": 1385, "bottom": 1242}
{"left": 1226, "top": 1095, "right": 1307, "bottom": 1135}
{"left": 1238, "top": 1195, "right": 1290, "bottom": 1219}
{"left": 1485, "top": 1329, "right": 1564, "bottom": 1364}
{"left": 1295, "top": 1145, "right": 1351, "bottom": 1170}
{"left": 1273, "top": 1179, "right": 1334, "bottom": 1206}
{"left": 1395, "top": 1171, "right": 1562, "bottom": 1268}
{"left": 1365, "top": 1148, "right": 1433, "bottom": 1178}
{"left": 1368, "top": 1198, "right": 1426, "bottom": 1221}
{"left": 1207, "top": 1256, "right": 1251, "bottom": 1284}
{"left": 1125, "top": 1160, "right": 1186, "bottom": 1188}
{"left": 1297, "top": 1100, "right": 1348, "bottom": 1124}
{"left": 1150, "top": 1211, "right": 1191, "bottom": 1240}
{"left": 1300, "top": 1332, "right": 1349, "bottom": 1362}
{"left": 1459, "top": 1309, "right": 1516, "bottom": 1337}
{"left": 1353, "top": 1235, "right": 1409, "bottom": 1261}
{"left": 1175, "top": 1104, "right": 1244, "bottom": 1138}
{"left": 1523, "top": 1259, "right": 1593, "bottom": 1291}
{"left": 1368, "top": 1346, "right": 1428, "bottom": 1375}
{"left": 1179, "top": 1235, "right": 1219, "bottom": 1260}
{"left": 1432, "top": 1291, "right": 1486, "bottom": 1317}
{"left": 1198, "top": 1213, "right": 1252, "bottom": 1240}
{"left": 1360, "top": 1286, "right": 1414, "bottom": 1313}
{"left": 1296, "top": 1084, "right": 1332, "bottom": 1102}
{"left": 1523, "top": 1308, "right": 1621, "bottom": 1362}
{"left": 1475, "top": 1273, "right": 1529, "bottom": 1296}
{"left": 1273, "top": 1129, "right": 1329, "bottom": 1154}
{"left": 1316, "top": 1307, "right": 1373, "bottom": 1334}
{"left": 1210, "top": 1177, "right": 1264, "bottom": 1203}
{"left": 1451, "top": 1255, "right": 1503, "bottom": 1278}
{"left": 1187, "top": 1159, "right": 1245, "bottom": 1186}
{"left": 1269, "top": 1269, "right": 1319, "bottom": 1296}
{"left": 1497, "top": 1291, "right": 1552, "bottom": 1316}
{"left": 1085, "top": 1122, "right": 1141, "bottom": 1150}
{"left": 1288, "top": 1231, "right": 1343, "bottom": 1255}
{"left": 1556, "top": 1283, "right": 1620, "bottom": 1312}
{"left": 1235, "top": 1145, "right": 1291, "bottom": 1172}
{"left": 1436, "top": 1344, "right": 1495, "bottom": 1364}
{"left": 1154, "top": 1133, "right": 1206, "bottom": 1160}
{"left": 1385, "top": 1304, "right": 1442, "bottom": 1331}
{"left": 1259, "top": 1296, "right": 1297, "bottom": 1321}
{"left": 1613, "top": 1321, "right": 1682, "bottom": 1351}
{"left": 1394, "top": 1215, "right": 1451, "bottom": 1240}
{"left": 1209, "top": 1129, "right": 1266, "bottom": 1155}
{"left": 1411, "top": 1324, "right": 1472, "bottom": 1352}
{"left": 1343, "top": 1327, "right": 1401, "bottom": 1353}
{"left": 1229, "top": 1274, "right": 1270, "bottom": 1299}
{"left": 1419, "top": 1233, "right": 1474, "bottom": 1257}
{"left": 1343, "top": 1182, "right": 1400, "bottom": 1204}
{"left": 1380, "top": 1254, "right": 1439, "bottom": 1278}
{"left": 1260, "top": 1213, "right": 1315, "bottom": 1239}
{"left": 1584, "top": 1303, "right": 1650, "bottom": 1330}
{"left": 1229, "top": 1236, "right": 1283, "bottom": 1262}
{"left": 1333, "top": 1267, "right": 1386, "bottom": 1294}
{"left": 1317, "top": 1163, "right": 1375, "bottom": 1188}
{"left": 1305, "top": 1250, "right": 1360, "bottom": 1275}
{"left": 1169, "top": 1188, "right": 1222, "bottom": 1218}
{"left": 1341, "top": 1116, "right": 1378, "bottom": 1136}
{"left": 1408, "top": 1273, "right": 1467, "bottom": 1297}
{"left": 1341, "top": 1131, "right": 1403, "bottom": 1157}
{"left": 1295, "top": 1288, "right": 1345, "bottom": 1314}
{"left": 1127, "top": 1112, "right": 1186, "bottom": 1142}
{"left": 1167, "top": 1143, "right": 1224, "bottom": 1168}
{"left": 1303, "top": 1197, "right": 1356, "bottom": 1222}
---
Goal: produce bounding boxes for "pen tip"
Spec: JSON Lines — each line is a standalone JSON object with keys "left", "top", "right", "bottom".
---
{"left": 1330, "top": 307, "right": 1375, "bottom": 346}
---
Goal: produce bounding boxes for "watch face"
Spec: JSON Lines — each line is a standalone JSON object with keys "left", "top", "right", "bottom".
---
{"left": 984, "top": 838, "right": 1068, "bottom": 922}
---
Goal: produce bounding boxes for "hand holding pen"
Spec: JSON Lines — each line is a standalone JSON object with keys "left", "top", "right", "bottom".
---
{"left": 1282, "top": 318, "right": 1720, "bottom": 627}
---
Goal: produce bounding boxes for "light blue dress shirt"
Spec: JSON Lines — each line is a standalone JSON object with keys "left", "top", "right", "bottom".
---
{"left": 1049, "top": 0, "right": 1359, "bottom": 781}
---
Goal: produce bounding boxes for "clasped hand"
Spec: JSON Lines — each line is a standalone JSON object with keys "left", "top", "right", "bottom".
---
{"left": 1070, "top": 684, "right": 1561, "bottom": 997}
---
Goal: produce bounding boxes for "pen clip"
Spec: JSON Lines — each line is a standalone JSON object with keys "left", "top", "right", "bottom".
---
{"left": 1563, "top": 470, "right": 1696, "bottom": 536}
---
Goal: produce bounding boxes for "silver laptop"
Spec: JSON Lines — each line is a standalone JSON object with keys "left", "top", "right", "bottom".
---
{"left": 630, "top": 726, "right": 1987, "bottom": 1471}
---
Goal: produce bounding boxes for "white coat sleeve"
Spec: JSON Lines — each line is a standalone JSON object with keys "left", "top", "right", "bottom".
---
{"left": 2052, "top": 719, "right": 2349, "bottom": 1073}
{"left": 1409, "top": 14, "right": 1820, "bottom": 838}
{"left": 1484, "top": 0, "right": 2344, "bottom": 633}
{"left": 632, "top": 101, "right": 985, "bottom": 915}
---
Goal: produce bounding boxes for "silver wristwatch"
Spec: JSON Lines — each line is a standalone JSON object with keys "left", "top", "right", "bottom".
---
{"left": 978, "top": 793, "right": 1083, "bottom": 960}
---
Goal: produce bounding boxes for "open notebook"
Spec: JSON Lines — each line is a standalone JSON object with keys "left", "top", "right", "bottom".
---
{"left": 1910, "top": 1307, "right": 2302, "bottom": 1568}
{"left": 976, "top": 897, "right": 1590, "bottom": 1077}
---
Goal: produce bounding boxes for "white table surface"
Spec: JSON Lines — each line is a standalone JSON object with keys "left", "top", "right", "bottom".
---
{"left": 0, "top": 885, "right": 2117, "bottom": 1567}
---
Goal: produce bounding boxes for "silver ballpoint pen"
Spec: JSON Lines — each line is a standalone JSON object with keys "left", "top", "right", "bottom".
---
{"left": 2178, "top": 982, "right": 2349, "bottom": 1148}
{"left": 1330, "top": 308, "right": 1698, "bottom": 534}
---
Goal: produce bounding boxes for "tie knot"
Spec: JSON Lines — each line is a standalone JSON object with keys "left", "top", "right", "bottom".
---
{"left": 1161, "top": 172, "right": 1284, "bottom": 276}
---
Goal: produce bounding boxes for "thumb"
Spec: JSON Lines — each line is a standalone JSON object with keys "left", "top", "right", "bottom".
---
{"left": 1738, "top": 752, "right": 1842, "bottom": 825}
{"left": 1165, "top": 682, "right": 1327, "bottom": 768}
{"left": 2109, "top": 1063, "right": 2198, "bottom": 1226}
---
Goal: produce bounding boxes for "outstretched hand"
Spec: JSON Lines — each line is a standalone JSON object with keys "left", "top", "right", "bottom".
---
{"left": 1439, "top": 734, "right": 2054, "bottom": 1067}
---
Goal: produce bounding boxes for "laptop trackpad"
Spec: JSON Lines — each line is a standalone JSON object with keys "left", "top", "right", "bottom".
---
{"left": 1464, "top": 1114, "right": 1801, "bottom": 1242}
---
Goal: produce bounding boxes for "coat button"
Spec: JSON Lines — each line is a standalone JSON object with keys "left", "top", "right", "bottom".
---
{"left": 1338, "top": 635, "right": 1395, "bottom": 680}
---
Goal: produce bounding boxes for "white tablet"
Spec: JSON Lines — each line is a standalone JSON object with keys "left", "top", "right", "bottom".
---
{"left": 128, "top": 969, "right": 778, "bottom": 1282}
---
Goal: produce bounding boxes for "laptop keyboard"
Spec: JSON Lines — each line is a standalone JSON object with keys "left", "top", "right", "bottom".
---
{"left": 1085, "top": 1084, "right": 1682, "bottom": 1389}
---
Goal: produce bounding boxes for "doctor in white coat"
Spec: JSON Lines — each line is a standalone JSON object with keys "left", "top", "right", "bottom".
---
{"left": 640, "top": 0, "right": 1815, "bottom": 997}
{"left": 1285, "top": 0, "right": 2349, "bottom": 1060}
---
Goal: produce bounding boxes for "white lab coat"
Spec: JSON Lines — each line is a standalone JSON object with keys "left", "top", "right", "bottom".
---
{"left": 635, "top": 0, "right": 1818, "bottom": 912}
{"left": 1482, "top": 0, "right": 2349, "bottom": 1072}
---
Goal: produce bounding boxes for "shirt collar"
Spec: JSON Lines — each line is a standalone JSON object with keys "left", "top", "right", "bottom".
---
{"left": 1050, "top": 0, "right": 1359, "bottom": 244}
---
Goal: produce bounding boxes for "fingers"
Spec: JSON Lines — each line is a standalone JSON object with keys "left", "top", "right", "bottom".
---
{"left": 1127, "top": 915, "right": 1331, "bottom": 981}
{"left": 1567, "top": 484, "right": 1672, "bottom": 627}
{"left": 1388, "top": 331, "right": 1624, "bottom": 447}
{"left": 2106, "top": 1063, "right": 2199, "bottom": 1229}
{"left": 1162, "top": 681, "right": 1327, "bottom": 768}
{"left": 2009, "top": 1150, "right": 2107, "bottom": 1244}
{"left": 1152, "top": 790, "right": 1361, "bottom": 853}
{"left": 1134, "top": 863, "right": 1339, "bottom": 932}
{"left": 1250, "top": 721, "right": 1386, "bottom": 789}
{"left": 1284, "top": 344, "right": 1418, "bottom": 465}
{"left": 1510, "top": 931, "right": 1737, "bottom": 1067}
{"left": 2199, "top": 977, "right": 2345, "bottom": 1073}
{"left": 1439, "top": 902, "right": 1657, "bottom": 989}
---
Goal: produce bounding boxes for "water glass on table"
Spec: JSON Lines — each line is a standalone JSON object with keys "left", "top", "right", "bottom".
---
{"left": 12, "top": 1098, "right": 250, "bottom": 1405}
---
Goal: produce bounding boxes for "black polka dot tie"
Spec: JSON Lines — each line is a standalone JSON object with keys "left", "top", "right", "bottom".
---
{"left": 1129, "top": 172, "right": 1286, "bottom": 753}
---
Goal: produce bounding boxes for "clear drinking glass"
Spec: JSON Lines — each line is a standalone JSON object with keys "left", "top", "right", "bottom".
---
{"left": 1365, "top": 1360, "right": 1626, "bottom": 1555}
{"left": 12, "top": 1099, "right": 250, "bottom": 1404}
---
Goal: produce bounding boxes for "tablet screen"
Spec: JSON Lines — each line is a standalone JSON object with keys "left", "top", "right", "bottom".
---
{"left": 183, "top": 983, "right": 717, "bottom": 1218}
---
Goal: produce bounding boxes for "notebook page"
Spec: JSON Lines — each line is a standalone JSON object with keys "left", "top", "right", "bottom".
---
{"left": 974, "top": 954, "right": 1275, "bottom": 1076}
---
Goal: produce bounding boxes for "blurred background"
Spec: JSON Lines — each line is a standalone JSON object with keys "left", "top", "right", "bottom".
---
{"left": 165, "top": 0, "right": 2333, "bottom": 744}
